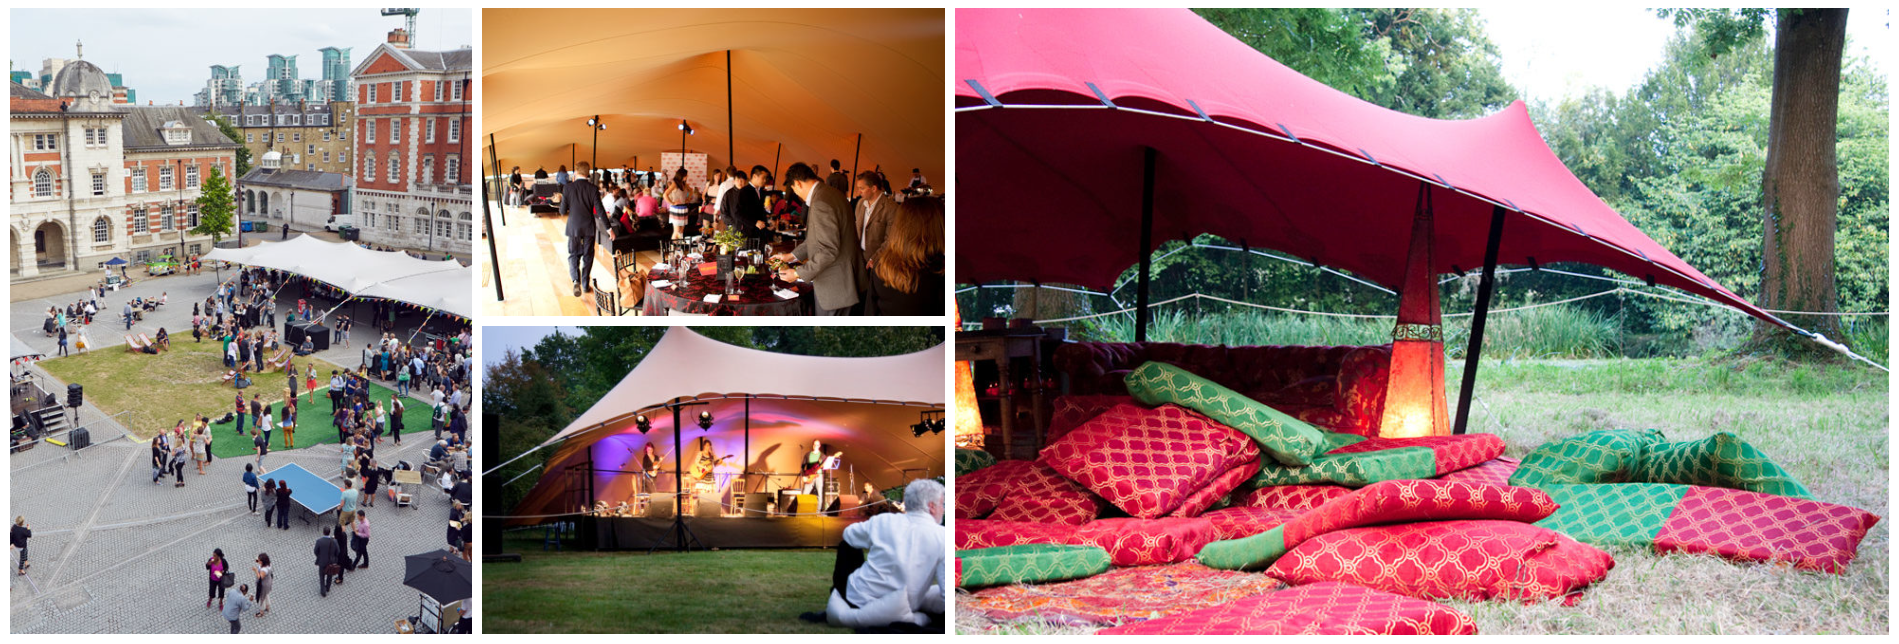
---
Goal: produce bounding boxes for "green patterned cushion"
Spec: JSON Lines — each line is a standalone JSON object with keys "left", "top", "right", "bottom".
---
{"left": 1248, "top": 446, "right": 1436, "bottom": 488}
{"left": 1321, "top": 431, "right": 1370, "bottom": 452}
{"left": 1124, "top": 361, "right": 1327, "bottom": 466}
{"left": 1535, "top": 483, "right": 1689, "bottom": 547}
{"left": 1634, "top": 432, "right": 1812, "bottom": 499}
{"left": 1508, "top": 429, "right": 1666, "bottom": 488}
{"left": 1196, "top": 525, "right": 1290, "bottom": 571}
{"left": 956, "top": 448, "right": 998, "bottom": 477}
{"left": 955, "top": 544, "right": 1112, "bottom": 588}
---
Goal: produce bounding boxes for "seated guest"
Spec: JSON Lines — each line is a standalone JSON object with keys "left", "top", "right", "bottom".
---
{"left": 154, "top": 328, "right": 171, "bottom": 351}
{"left": 818, "top": 479, "right": 944, "bottom": 630}
{"left": 864, "top": 197, "right": 945, "bottom": 316}
{"left": 297, "top": 337, "right": 315, "bottom": 356}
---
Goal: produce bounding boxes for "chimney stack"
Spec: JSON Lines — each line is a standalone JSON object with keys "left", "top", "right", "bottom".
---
{"left": 387, "top": 28, "right": 411, "bottom": 50}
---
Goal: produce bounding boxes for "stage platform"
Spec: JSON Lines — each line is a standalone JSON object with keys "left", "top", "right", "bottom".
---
{"left": 587, "top": 515, "right": 857, "bottom": 550}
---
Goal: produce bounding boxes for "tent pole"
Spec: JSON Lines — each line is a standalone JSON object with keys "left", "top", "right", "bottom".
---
{"left": 743, "top": 396, "right": 751, "bottom": 495}
{"left": 727, "top": 50, "right": 735, "bottom": 168}
{"left": 671, "top": 398, "right": 686, "bottom": 552}
{"left": 1454, "top": 205, "right": 1507, "bottom": 435}
{"left": 1135, "top": 146, "right": 1157, "bottom": 343}
{"left": 487, "top": 133, "right": 504, "bottom": 226}
{"left": 851, "top": 133, "right": 862, "bottom": 186}
{"left": 481, "top": 180, "right": 505, "bottom": 302}
{"left": 772, "top": 143, "right": 782, "bottom": 183}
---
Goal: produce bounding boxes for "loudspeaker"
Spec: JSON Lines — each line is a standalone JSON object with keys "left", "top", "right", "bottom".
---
{"left": 696, "top": 492, "right": 722, "bottom": 518}
{"left": 789, "top": 494, "right": 818, "bottom": 515}
{"left": 646, "top": 494, "right": 676, "bottom": 520}
{"left": 743, "top": 493, "right": 773, "bottom": 518}
{"left": 68, "top": 426, "right": 90, "bottom": 450}
{"left": 66, "top": 383, "right": 83, "bottom": 408}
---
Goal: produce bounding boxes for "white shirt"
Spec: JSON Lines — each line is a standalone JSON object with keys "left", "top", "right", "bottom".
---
{"left": 841, "top": 511, "right": 944, "bottom": 613}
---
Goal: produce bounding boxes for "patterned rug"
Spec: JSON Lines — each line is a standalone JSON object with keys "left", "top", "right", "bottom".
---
{"left": 963, "top": 562, "right": 1284, "bottom": 627}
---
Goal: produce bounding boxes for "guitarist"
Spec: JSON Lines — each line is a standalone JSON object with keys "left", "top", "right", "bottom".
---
{"left": 637, "top": 443, "right": 663, "bottom": 497}
{"left": 800, "top": 440, "right": 843, "bottom": 497}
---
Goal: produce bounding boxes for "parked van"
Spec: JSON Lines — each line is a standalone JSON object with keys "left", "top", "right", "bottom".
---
{"left": 324, "top": 213, "right": 357, "bottom": 232}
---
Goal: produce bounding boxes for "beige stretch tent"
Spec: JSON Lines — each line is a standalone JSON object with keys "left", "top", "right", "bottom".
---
{"left": 483, "top": 8, "right": 944, "bottom": 184}
{"left": 506, "top": 327, "right": 946, "bottom": 525}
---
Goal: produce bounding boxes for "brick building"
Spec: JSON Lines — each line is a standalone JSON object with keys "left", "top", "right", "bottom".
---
{"left": 210, "top": 100, "right": 356, "bottom": 177}
{"left": 9, "top": 59, "right": 236, "bottom": 281}
{"left": 350, "top": 30, "right": 473, "bottom": 257}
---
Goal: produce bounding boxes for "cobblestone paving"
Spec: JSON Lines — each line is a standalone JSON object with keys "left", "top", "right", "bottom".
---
{"left": 12, "top": 411, "right": 466, "bottom": 633}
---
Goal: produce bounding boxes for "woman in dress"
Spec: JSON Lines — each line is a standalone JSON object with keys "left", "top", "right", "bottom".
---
{"left": 191, "top": 425, "right": 209, "bottom": 475}
{"left": 252, "top": 553, "right": 273, "bottom": 617}
{"left": 663, "top": 168, "right": 696, "bottom": 239}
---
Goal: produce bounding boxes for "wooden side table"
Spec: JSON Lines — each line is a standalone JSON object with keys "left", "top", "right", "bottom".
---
{"left": 956, "top": 329, "right": 1048, "bottom": 460}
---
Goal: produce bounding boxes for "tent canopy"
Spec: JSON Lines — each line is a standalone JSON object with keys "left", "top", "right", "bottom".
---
{"left": 202, "top": 236, "right": 471, "bottom": 318}
{"left": 11, "top": 334, "right": 43, "bottom": 362}
{"left": 483, "top": 8, "right": 944, "bottom": 185}
{"left": 955, "top": 8, "right": 1789, "bottom": 330}
{"left": 511, "top": 327, "right": 947, "bottom": 524}
{"left": 542, "top": 326, "right": 945, "bottom": 446}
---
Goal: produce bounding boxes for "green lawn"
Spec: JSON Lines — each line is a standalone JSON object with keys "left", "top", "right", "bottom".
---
{"left": 957, "top": 357, "right": 1889, "bottom": 635}
{"left": 486, "top": 534, "right": 853, "bottom": 634}
{"left": 204, "top": 376, "right": 438, "bottom": 459}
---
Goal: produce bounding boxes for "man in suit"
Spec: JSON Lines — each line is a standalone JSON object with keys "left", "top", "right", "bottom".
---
{"left": 825, "top": 159, "right": 851, "bottom": 198}
{"left": 773, "top": 162, "right": 860, "bottom": 315}
{"left": 313, "top": 526, "right": 343, "bottom": 597}
{"left": 560, "top": 162, "right": 608, "bottom": 297}
{"left": 720, "top": 166, "right": 768, "bottom": 238}
{"left": 854, "top": 171, "right": 896, "bottom": 269}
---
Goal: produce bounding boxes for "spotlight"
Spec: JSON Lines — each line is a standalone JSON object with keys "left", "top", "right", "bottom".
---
{"left": 587, "top": 117, "right": 596, "bottom": 127}
{"left": 913, "top": 409, "right": 945, "bottom": 437}
{"left": 697, "top": 411, "right": 714, "bottom": 430}
{"left": 634, "top": 414, "right": 651, "bottom": 434}
{"left": 678, "top": 120, "right": 694, "bottom": 135}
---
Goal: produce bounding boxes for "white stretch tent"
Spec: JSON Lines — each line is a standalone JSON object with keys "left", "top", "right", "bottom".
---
{"left": 508, "top": 326, "right": 948, "bottom": 523}
{"left": 11, "top": 334, "right": 44, "bottom": 362}
{"left": 544, "top": 326, "right": 945, "bottom": 446}
{"left": 483, "top": 8, "right": 945, "bottom": 185}
{"left": 203, "top": 236, "right": 472, "bottom": 318}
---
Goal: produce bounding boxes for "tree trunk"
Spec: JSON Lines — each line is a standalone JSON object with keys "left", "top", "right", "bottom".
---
{"left": 1753, "top": 8, "right": 1847, "bottom": 353}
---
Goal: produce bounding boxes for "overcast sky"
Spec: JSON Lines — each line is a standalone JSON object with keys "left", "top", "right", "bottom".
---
{"left": 1484, "top": 7, "right": 1888, "bottom": 105}
{"left": 482, "top": 325, "right": 581, "bottom": 369}
{"left": 10, "top": 8, "right": 472, "bottom": 105}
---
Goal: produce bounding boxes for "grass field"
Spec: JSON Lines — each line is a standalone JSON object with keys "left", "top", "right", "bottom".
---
{"left": 957, "top": 357, "right": 1889, "bottom": 634}
{"left": 37, "top": 338, "right": 437, "bottom": 458}
{"left": 485, "top": 534, "right": 854, "bottom": 634}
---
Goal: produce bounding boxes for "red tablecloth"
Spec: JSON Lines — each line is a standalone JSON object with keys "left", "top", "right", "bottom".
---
{"left": 641, "top": 268, "right": 812, "bottom": 316}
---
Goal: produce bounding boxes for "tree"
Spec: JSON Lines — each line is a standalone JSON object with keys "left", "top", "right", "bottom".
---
{"left": 191, "top": 165, "right": 236, "bottom": 245}
{"left": 206, "top": 112, "right": 251, "bottom": 178}
{"left": 1663, "top": 9, "right": 1851, "bottom": 354}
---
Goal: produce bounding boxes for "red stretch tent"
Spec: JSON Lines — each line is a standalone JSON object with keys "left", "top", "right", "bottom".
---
{"left": 955, "top": 8, "right": 1792, "bottom": 330}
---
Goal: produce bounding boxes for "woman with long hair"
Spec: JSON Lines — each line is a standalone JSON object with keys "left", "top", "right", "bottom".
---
{"left": 205, "top": 548, "right": 229, "bottom": 609}
{"left": 663, "top": 168, "right": 696, "bottom": 238}
{"left": 865, "top": 196, "right": 945, "bottom": 316}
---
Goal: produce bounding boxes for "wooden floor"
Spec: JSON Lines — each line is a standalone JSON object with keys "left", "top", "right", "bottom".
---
{"left": 480, "top": 202, "right": 662, "bottom": 317}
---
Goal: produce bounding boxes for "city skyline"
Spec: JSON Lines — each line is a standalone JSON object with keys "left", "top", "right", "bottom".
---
{"left": 9, "top": 8, "right": 472, "bottom": 105}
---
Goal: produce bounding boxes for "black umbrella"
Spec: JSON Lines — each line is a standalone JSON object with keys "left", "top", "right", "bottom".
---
{"left": 403, "top": 549, "right": 471, "bottom": 603}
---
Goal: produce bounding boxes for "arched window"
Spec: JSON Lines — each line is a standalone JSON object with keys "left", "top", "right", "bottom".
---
{"left": 34, "top": 169, "right": 52, "bottom": 197}
{"left": 388, "top": 155, "right": 401, "bottom": 184}
{"left": 364, "top": 154, "right": 376, "bottom": 183}
{"left": 92, "top": 217, "right": 110, "bottom": 242}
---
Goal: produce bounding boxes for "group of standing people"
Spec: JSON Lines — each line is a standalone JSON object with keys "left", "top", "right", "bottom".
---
{"left": 768, "top": 161, "right": 945, "bottom": 316}
{"left": 203, "top": 548, "right": 272, "bottom": 633}
{"left": 152, "top": 416, "right": 216, "bottom": 486}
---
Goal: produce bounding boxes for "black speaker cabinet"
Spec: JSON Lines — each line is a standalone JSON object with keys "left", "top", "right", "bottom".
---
{"left": 646, "top": 494, "right": 676, "bottom": 520}
{"left": 743, "top": 493, "right": 773, "bottom": 518}
{"left": 68, "top": 426, "right": 90, "bottom": 449}
{"left": 696, "top": 492, "right": 723, "bottom": 518}
{"left": 66, "top": 383, "right": 84, "bottom": 408}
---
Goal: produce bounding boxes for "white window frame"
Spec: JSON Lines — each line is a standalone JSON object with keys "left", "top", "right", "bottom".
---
{"left": 445, "top": 155, "right": 459, "bottom": 183}
{"left": 364, "top": 154, "right": 376, "bottom": 181}
{"left": 367, "top": 83, "right": 376, "bottom": 103}
{"left": 34, "top": 169, "right": 53, "bottom": 196}
{"left": 159, "top": 166, "right": 174, "bottom": 191}
{"left": 189, "top": 204, "right": 200, "bottom": 228}
{"left": 388, "top": 155, "right": 401, "bottom": 183}
{"left": 366, "top": 119, "right": 376, "bottom": 144}
{"left": 161, "top": 205, "right": 175, "bottom": 231}
{"left": 391, "top": 118, "right": 401, "bottom": 144}
{"left": 132, "top": 207, "right": 149, "bottom": 234}
{"left": 425, "top": 117, "right": 436, "bottom": 144}
{"left": 91, "top": 171, "right": 105, "bottom": 196}
{"left": 92, "top": 216, "right": 111, "bottom": 242}
{"left": 450, "top": 79, "right": 462, "bottom": 101}
{"left": 186, "top": 165, "right": 200, "bottom": 188}
{"left": 131, "top": 167, "right": 147, "bottom": 193}
{"left": 448, "top": 118, "right": 461, "bottom": 143}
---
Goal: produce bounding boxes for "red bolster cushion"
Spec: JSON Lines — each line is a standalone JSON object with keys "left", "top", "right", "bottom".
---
{"left": 1071, "top": 517, "right": 1220, "bottom": 567}
{"left": 1202, "top": 506, "right": 1304, "bottom": 541}
{"left": 1267, "top": 520, "right": 1615, "bottom": 605}
{"left": 954, "top": 519, "right": 1081, "bottom": 551}
{"left": 1235, "top": 484, "right": 1355, "bottom": 513}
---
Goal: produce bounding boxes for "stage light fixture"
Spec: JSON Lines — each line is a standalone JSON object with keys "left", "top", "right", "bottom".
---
{"left": 634, "top": 414, "right": 652, "bottom": 434}
{"left": 678, "top": 119, "right": 694, "bottom": 135}
{"left": 697, "top": 411, "right": 714, "bottom": 430}
{"left": 912, "top": 410, "right": 945, "bottom": 437}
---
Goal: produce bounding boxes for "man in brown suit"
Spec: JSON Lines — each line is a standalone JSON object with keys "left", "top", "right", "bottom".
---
{"left": 853, "top": 171, "right": 895, "bottom": 302}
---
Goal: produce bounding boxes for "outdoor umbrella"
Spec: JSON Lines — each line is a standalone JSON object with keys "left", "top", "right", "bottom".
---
{"left": 102, "top": 257, "right": 128, "bottom": 266}
{"left": 403, "top": 549, "right": 472, "bottom": 603}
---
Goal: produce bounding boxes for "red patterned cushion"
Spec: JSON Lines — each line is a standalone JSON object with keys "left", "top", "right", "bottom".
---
{"left": 1169, "top": 460, "right": 1261, "bottom": 518}
{"left": 954, "top": 459, "right": 1032, "bottom": 520}
{"left": 1047, "top": 395, "right": 1135, "bottom": 443}
{"left": 1282, "top": 479, "right": 1561, "bottom": 545}
{"left": 987, "top": 461, "right": 1101, "bottom": 525}
{"left": 1203, "top": 506, "right": 1304, "bottom": 541}
{"left": 1267, "top": 520, "right": 1615, "bottom": 605}
{"left": 1329, "top": 433, "right": 1506, "bottom": 474}
{"left": 1040, "top": 403, "right": 1258, "bottom": 519}
{"left": 1071, "top": 517, "right": 1220, "bottom": 567}
{"left": 954, "top": 519, "right": 1081, "bottom": 550}
{"left": 1097, "top": 581, "right": 1478, "bottom": 635}
{"left": 1434, "top": 457, "right": 1522, "bottom": 487}
{"left": 1237, "top": 484, "right": 1355, "bottom": 512}
{"left": 1654, "top": 486, "right": 1881, "bottom": 573}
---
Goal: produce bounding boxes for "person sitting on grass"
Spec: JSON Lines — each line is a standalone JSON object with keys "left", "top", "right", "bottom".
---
{"left": 154, "top": 327, "right": 170, "bottom": 351}
{"left": 808, "top": 478, "right": 945, "bottom": 631}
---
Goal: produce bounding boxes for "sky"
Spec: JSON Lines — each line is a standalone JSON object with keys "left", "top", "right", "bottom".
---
{"left": 1483, "top": 7, "right": 1889, "bottom": 105}
{"left": 10, "top": 8, "right": 473, "bottom": 105}
{"left": 482, "top": 325, "right": 580, "bottom": 369}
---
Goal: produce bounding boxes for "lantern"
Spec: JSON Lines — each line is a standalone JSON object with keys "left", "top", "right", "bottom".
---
{"left": 953, "top": 303, "right": 986, "bottom": 447}
{"left": 1378, "top": 187, "right": 1450, "bottom": 438}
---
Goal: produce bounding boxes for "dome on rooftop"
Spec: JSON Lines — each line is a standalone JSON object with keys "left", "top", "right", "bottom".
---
{"left": 48, "top": 59, "right": 113, "bottom": 100}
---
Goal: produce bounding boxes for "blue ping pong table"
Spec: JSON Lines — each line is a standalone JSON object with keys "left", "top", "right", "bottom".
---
{"left": 261, "top": 462, "right": 342, "bottom": 526}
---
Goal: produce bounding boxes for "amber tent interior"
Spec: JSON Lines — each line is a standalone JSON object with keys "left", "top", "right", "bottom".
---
{"left": 481, "top": 7, "right": 945, "bottom": 182}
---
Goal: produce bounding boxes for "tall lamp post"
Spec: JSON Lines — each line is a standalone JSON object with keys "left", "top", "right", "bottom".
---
{"left": 677, "top": 119, "right": 693, "bottom": 181}
{"left": 585, "top": 115, "right": 605, "bottom": 182}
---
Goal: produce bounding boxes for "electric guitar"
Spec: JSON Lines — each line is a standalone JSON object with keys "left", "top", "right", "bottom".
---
{"left": 633, "top": 446, "right": 673, "bottom": 478}
{"left": 800, "top": 451, "right": 843, "bottom": 489}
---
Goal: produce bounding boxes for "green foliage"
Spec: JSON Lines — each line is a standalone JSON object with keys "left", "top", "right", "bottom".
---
{"left": 1076, "top": 304, "right": 1619, "bottom": 360}
{"left": 191, "top": 165, "right": 236, "bottom": 245}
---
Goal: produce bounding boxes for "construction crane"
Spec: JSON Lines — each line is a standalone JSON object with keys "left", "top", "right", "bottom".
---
{"left": 381, "top": 8, "right": 419, "bottom": 41}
